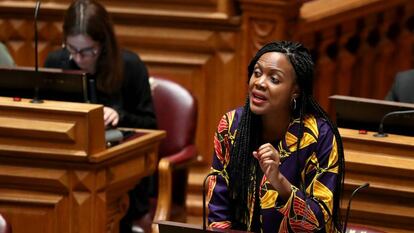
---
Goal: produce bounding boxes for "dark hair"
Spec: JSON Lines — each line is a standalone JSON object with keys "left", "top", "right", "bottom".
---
{"left": 227, "top": 41, "right": 345, "bottom": 232}
{"left": 63, "top": 0, "right": 123, "bottom": 94}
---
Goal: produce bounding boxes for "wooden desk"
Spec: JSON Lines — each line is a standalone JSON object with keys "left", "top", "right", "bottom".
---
{"left": 340, "top": 128, "right": 414, "bottom": 233}
{"left": 0, "top": 97, "right": 165, "bottom": 233}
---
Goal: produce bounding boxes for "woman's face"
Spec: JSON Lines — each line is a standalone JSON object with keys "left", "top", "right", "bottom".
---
{"left": 65, "top": 34, "right": 100, "bottom": 74}
{"left": 249, "top": 52, "right": 299, "bottom": 116}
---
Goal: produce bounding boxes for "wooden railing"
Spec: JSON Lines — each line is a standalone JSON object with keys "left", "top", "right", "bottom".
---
{"left": 296, "top": 0, "right": 414, "bottom": 110}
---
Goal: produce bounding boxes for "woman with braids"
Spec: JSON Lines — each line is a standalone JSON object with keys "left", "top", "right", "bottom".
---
{"left": 44, "top": 1, "right": 156, "bottom": 232}
{"left": 207, "top": 41, "right": 345, "bottom": 233}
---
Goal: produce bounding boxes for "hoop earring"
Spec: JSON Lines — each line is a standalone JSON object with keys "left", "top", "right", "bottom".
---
{"left": 292, "top": 98, "right": 297, "bottom": 111}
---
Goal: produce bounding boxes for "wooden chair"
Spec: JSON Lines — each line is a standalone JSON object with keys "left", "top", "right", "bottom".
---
{"left": 132, "top": 77, "right": 198, "bottom": 233}
{"left": 0, "top": 214, "right": 11, "bottom": 233}
{"left": 346, "top": 223, "right": 386, "bottom": 233}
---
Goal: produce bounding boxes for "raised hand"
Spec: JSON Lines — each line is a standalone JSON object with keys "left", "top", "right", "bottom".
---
{"left": 253, "top": 143, "right": 280, "bottom": 183}
{"left": 253, "top": 143, "right": 292, "bottom": 200}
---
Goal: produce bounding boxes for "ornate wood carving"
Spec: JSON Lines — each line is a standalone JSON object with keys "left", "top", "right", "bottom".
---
{"left": 239, "top": 0, "right": 302, "bottom": 80}
{"left": 298, "top": 0, "right": 414, "bottom": 106}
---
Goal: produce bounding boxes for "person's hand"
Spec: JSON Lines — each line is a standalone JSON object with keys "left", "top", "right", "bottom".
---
{"left": 253, "top": 143, "right": 281, "bottom": 187}
{"left": 253, "top": 143, "right": 292, "bottom": 199}
{"left": 103, "top": 106, "right": 119, "bottom": 127}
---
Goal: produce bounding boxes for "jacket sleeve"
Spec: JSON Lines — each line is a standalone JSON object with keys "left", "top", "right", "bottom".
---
{"left": 117, "top": 52, "right": 157, "bottom": 129}
{"left": 274, "top": 120, "right": 340, "bottom": 232}
{"left": 207, "top": 111, "right": 235, "bottom": 229}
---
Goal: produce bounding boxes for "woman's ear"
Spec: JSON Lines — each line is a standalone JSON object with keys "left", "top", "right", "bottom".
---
{"left": 292, "top": 85, "right": 300, "bottom": 99}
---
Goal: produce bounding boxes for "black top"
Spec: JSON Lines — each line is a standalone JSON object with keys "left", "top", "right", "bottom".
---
{"left": 44, "top": 49, "right": 157, "bottom": 129}
{"left": 385, "top": 69, "right": 414, "bottom": 104}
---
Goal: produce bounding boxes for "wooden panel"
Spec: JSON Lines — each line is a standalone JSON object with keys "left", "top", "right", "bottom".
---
{"left": 0, "top": 129, "right": 164, "bottom": 233}
{"left": 297, "top": 0, "right": 414, "bottom": 107}
{"left": 340, "top": 128, "right": 414, "bottom": 233}
{"left": 0, "top": 164, "right": 69, "bottom": 192}
{"left": 299, "top": 0, "right": 407, "bottom": 33}
{"left": 0, "top": 97, "right": 165, "bottom": 233}
{"left": 0, "top": 116, "right": 76, "bottom": 141}
{"left": 239, "top": 0, "right": 302, "bottom": 80}
{"left": 0, "top": 190, "right": 67, "bottom": 233}
{"left": 0, "top": 97, "right": 105, "bottom": 158}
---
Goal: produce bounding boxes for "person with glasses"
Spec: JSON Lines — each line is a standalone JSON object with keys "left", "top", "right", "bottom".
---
{"left": 44, "top": 0, "right": 156, "bottom": 232}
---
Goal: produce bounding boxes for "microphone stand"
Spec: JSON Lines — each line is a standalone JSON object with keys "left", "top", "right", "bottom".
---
{"left": 202, "top": 171, "right": 220, "bottom": 231}
{"left": 374, "top": 110, "right": 414, "bottom": 137}
{"left": 31, "top": 0, "right": 43, "bottom": 103}
{"left": 34, "top": 1, "right": 40, "bottom": 74}
{"left": 343, "top": 183, "right": 370, "bottom": 233}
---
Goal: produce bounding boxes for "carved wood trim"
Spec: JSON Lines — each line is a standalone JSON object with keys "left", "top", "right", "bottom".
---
{"left": 0, "top": 116, "right": 76, "bottom": 141}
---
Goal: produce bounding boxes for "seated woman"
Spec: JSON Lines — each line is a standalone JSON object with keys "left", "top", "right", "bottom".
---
{"left": 208, "top": 41, "right": 345, "bottom": 233}
{"left": 44, "top": 0, "right": 156, "bottom": 232}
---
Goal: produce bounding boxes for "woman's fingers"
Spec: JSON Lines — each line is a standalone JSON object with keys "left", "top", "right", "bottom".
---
{"left": 255, "top": 144, "right": 277, "bottom": 159}
{"left": 252, "top": 151, "right": 259, "bottom": 159}
{"left": 254, "top": 143, "right": 281, "bottom": 175}
{"left": 103, "top": 107, "right": 120, "bottom": 126}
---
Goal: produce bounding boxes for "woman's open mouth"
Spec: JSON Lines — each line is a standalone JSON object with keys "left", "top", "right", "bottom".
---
{"left": 251, "top": 91, "right": 267, "bottom": 105}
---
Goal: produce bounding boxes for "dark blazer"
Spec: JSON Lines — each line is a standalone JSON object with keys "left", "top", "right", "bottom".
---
{"left": 44, "top": 49, "right": 156, "bottom": 129}
{"left": 385, "top": 69, "right": 414, "bottom": 103}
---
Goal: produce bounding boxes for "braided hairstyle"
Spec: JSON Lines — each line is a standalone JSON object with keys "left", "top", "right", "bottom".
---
{"left": 227, "top": 41, "right": 345, "bottom": 232}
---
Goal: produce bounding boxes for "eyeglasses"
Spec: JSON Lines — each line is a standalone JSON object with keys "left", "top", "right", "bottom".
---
{"left": 63, "top": 43, "right": 99, "bottom": 58}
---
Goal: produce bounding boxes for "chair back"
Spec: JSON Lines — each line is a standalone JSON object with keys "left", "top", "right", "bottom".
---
{"left": 150, "top": 77, "right": 197, "bottom": 158}
{"left": 0, "top": 214, "right": 11, "bottom": 233}
{"left": 346, "top": 223, "right": 386, "bottom": 233}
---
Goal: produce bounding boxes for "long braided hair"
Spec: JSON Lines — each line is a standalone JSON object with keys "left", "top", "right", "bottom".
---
{"left": 226, "top": 41, "right": 345, "bottom": 232}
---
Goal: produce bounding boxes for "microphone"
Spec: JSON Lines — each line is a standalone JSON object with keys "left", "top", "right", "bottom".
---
{"left": 202, "top": 171, "right": 220, "bottom": 231}
{"left": 373, "top": 110, "right": 414, "bottom": 137}
{"left": 104, "top": 128, "right": 124, "bottom": 147}
{"left": 343, "top": 182, "right": 370, "bottom": 233}
{"left": 31, "top": 0, "right": 43, "bottom": 103}
{"left": 87, "top": 77, "right": 97, "bottom": 103}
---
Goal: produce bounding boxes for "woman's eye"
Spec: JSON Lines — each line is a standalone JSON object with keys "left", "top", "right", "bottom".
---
{"left": 270, "top": 76, "right": 279, "bottom": 84}
{"left": 254, "top": 70, "right": 261, "bottom": 77}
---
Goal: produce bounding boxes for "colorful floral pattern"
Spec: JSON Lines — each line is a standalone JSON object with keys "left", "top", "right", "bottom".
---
{"left": 208, "top": 107, "right": 340, "bottom": 233}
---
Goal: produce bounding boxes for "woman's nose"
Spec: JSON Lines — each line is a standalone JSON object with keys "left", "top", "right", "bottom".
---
{"left": 72, "top": 53, "right": 83, "bottom": 63}
{"left": 255, "top": 76, "right": 266, "bottom": 89}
